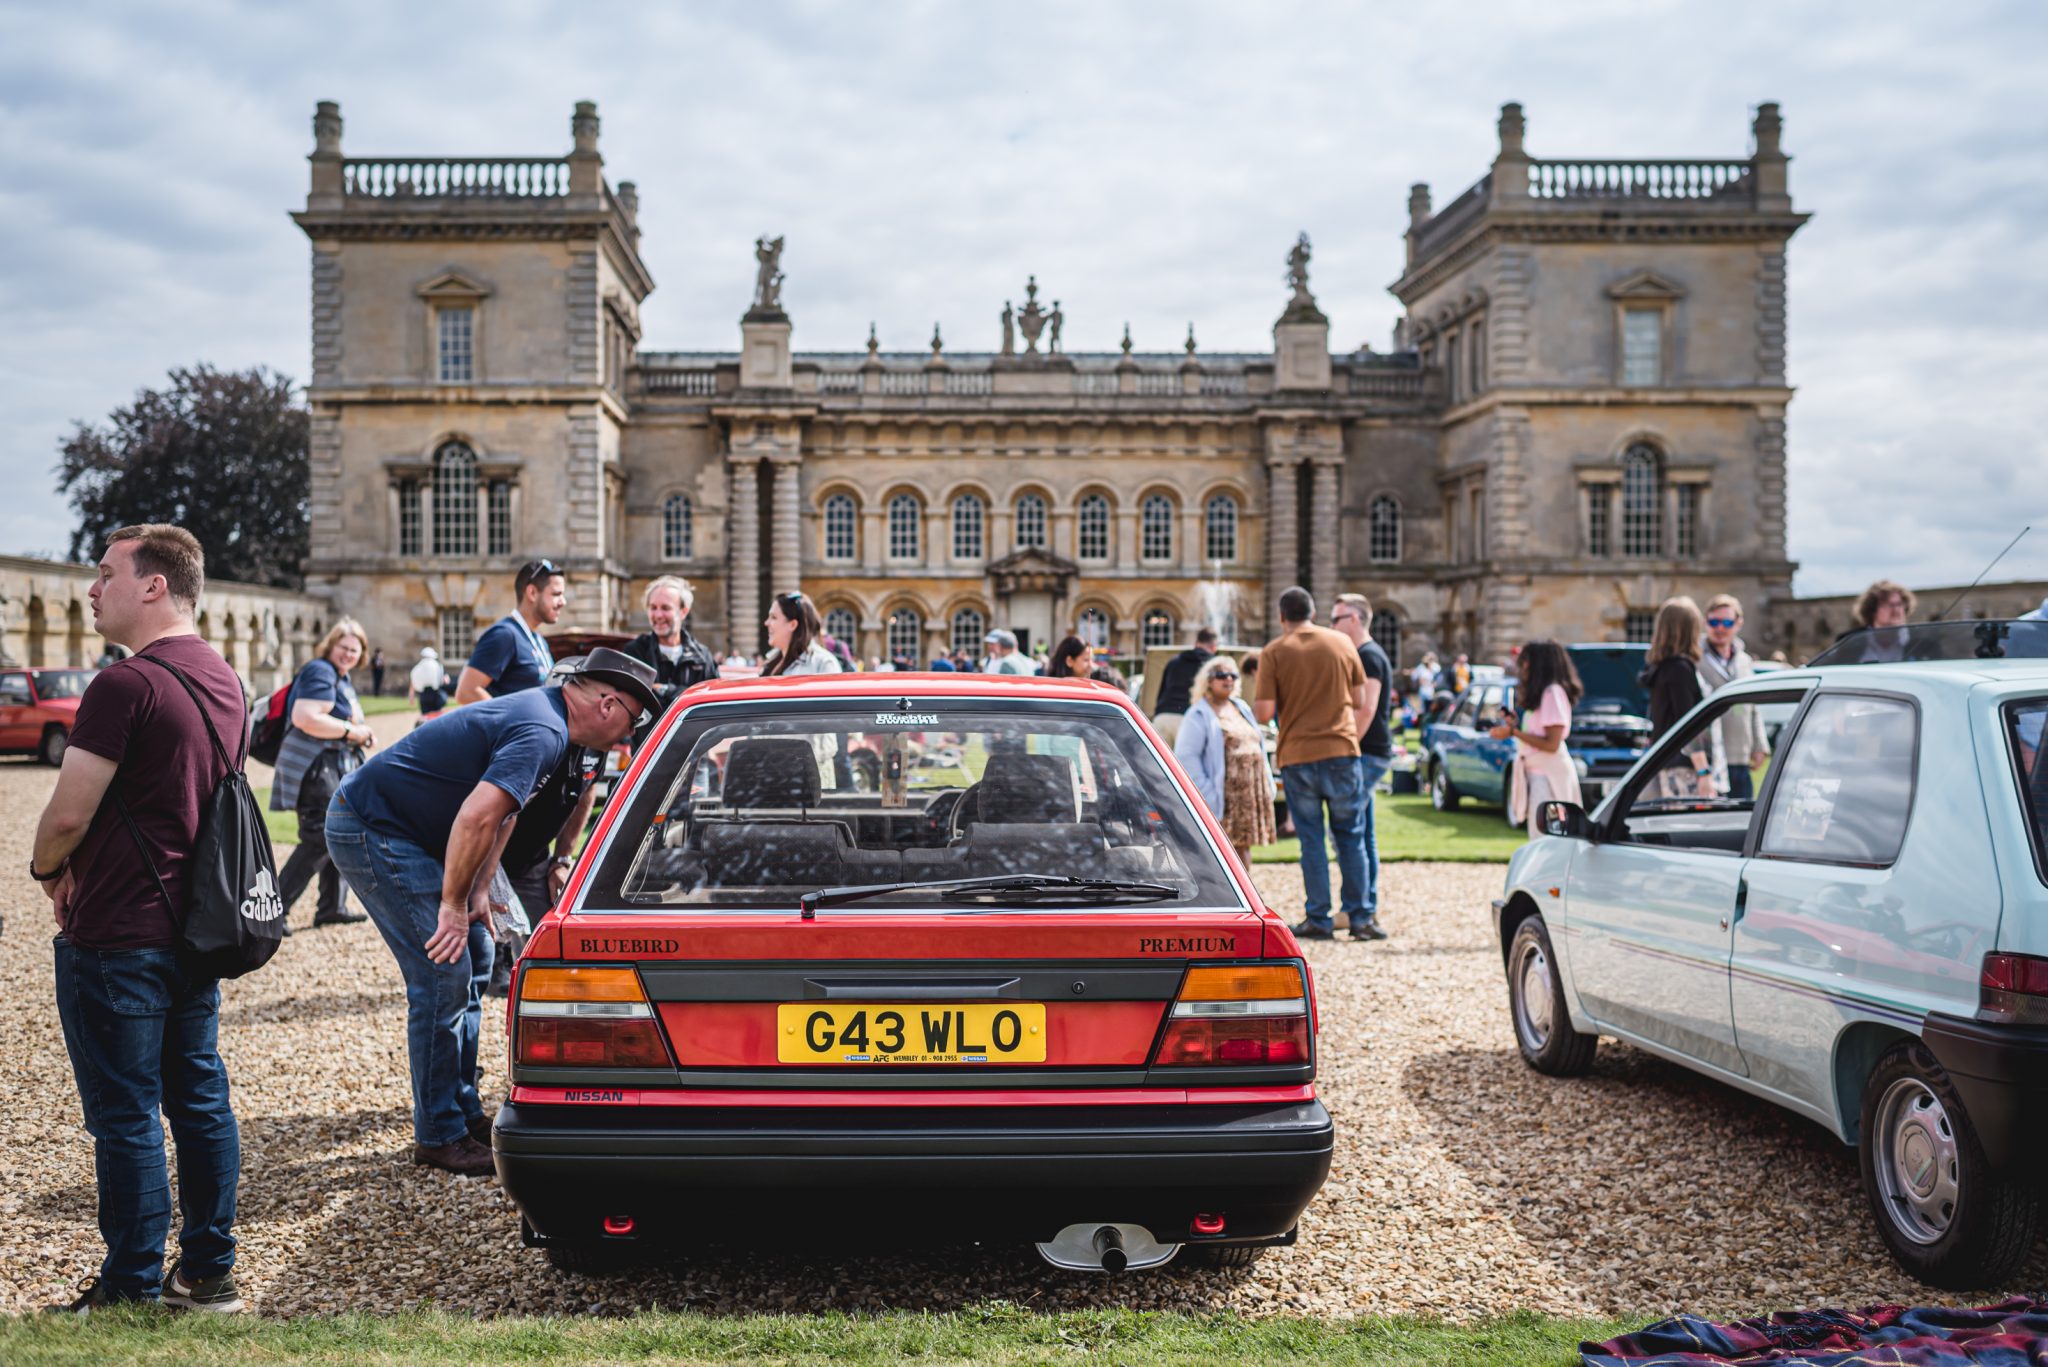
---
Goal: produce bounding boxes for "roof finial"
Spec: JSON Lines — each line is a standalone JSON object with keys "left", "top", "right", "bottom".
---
{"left": 866, "top": 321, "right": 879, "bottom": 357}
{"left": 1121, "top": 322, "right": 1133, "bottom": 356}
{"left": 930, "top": 322, "right": 944, "bottom": 357}
{"left": 1184, "top": 322, "right": 1198, "bottom": 356}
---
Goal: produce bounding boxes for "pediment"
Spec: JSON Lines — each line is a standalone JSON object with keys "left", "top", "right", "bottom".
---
{"left": 987, "top": 546, "right": 1079, "bottom": 577}
{"left": 1606, "top": 269, "right": 1686, "bottom": 301}
{"left": 416, "top": 269, "right": 493, "bottom": 301}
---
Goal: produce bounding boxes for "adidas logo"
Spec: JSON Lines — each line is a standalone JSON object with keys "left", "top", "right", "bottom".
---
{"left": 240, "top": 869, "right": 285, "bottom": 923}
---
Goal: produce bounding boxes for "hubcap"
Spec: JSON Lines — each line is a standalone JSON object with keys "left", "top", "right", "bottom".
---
{"left": 1432, "top": 768, "right": 1448, "bottom": 807}
{"left": 1873, "top": 1076, "right": 1959, "bottom": 1245}
{"left": 1512, "top": 936, "right": 1553, "bottom": 1051}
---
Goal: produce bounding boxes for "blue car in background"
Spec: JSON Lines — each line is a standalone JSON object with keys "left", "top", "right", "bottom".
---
{"left": 1422, "top": 645, "right": 1653, "bottom": 822}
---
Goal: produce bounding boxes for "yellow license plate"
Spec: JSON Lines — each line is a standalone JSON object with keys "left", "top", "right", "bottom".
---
{"left": 776, "top": 1003, "right": 1047, "bottom": 1064}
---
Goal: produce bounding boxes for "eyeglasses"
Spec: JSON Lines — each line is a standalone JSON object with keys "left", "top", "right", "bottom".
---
{"left": 1331, "top": 611, "right": 1358, "bottom": 624}
{"left": 1705, "top": 617, "right": 1738, "bottom": 628}
{"left": 1211, "top": 671, "right": 1239, "bottom": 681}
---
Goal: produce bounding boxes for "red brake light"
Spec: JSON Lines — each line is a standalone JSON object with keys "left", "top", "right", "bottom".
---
{"left": 517, "top": 1017, "right": 671, "bottom": 1068}
{"left": 1156, "top": 1016, "right": 1310, "bottom": 1067}
{"left": 1979, "top": 951, "right": 2048, "bottom": 1025}
{"left": 1153, "top": 960, "right": 1312, "bottom": 1068}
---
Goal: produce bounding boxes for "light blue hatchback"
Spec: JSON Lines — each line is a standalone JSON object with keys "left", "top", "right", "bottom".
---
{"left": 1494, "top": 623, "right": 2048, "bottom": 1290}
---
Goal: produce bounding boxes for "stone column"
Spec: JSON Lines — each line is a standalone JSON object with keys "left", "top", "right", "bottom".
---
{"left": 727, "top": 456, "right": 761, "bottom": 655}
{"left": 768, "top": 452, "right": 802, "bottom": 596}
{"left": 1265, "top": 457, "right": 1301, "bottom": 622}
{"left": 1309, "top": 459, "right": 1341, "bottom": 613}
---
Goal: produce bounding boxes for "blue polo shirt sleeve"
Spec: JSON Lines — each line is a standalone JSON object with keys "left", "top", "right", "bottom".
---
{"left": 468, "top": 618, "right": 519, "bottom": 685}
{"left": 480, "top": 720, "right": 568, "bottom": 809}
{"left": 291, "top": 659, "right": 347, "bottom": 719}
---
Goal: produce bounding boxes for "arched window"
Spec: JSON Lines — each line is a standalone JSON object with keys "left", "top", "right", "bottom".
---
{"left": 1204, "top": 495, "right": 1238, "bottom": 563}
{"left": 950, "top": 607, "right": 986, "bottom": 656}
{"left": 431, "top": 441, "right": 478, "bottom": 556}
{"left": 1141, "top": 608, "right": 1175, "bottom": 649}
{"left": 823, "top": 606, "right": 857, "bottom": 643}
{"left": 1077, "top": 494, "right": 1110, "bottom": 561}
{"left": 1077, "top": 607, "right": 1112, "bottom": 649}
{"left": 1621, "top": 444, "right": 1664, "bottom": 557}
{"left": 1368, "top": 495, "right": 1402, "bottom": 564}
{"left": 886, "top": 609, "right": 922, "bottom": 662}
{"left": 951, "top": 494, "right": 985, "bottom": 560}
{"left": 1014, "top": 493, "right": 1048, "bottom": 550}
{"left": 823, "top": 493, "right": 857, "bottom": 562}
{"left": 1370, "top": 610, "right": 1401, "bottom": 666}
{"left": 1141, "top": 494, "right": 1174, "bottom": 561}
{"left": 662, "top": 493, "right": 693, "bottom": 560}
{"left": 888, "top": 494, "right": 922, "bottom": 561}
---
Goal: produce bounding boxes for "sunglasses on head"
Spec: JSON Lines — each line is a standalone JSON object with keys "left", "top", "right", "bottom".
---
{"left": 517, "top": 559, "right": 561, "bottom": 591}
{"left": 1706, "top": 617, "right": 1738, "bottom": 628}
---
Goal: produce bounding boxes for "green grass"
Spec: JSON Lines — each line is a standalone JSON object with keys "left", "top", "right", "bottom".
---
{"left": 1251, "top": 792, "right": 1525, "bottom": 864}
{"left": 251, "top": 787, "right": 298, "bottom": 848}
{"left": 0, "top": 1305, "right": 1628, "bottom": 1365}
{"left": 359, "top": 694, "right": 415, "bottom": 715}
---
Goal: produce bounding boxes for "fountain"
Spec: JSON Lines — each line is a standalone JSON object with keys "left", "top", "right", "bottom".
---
{"left": 1195, "top": 562, "right": 1242, "bottom": 645}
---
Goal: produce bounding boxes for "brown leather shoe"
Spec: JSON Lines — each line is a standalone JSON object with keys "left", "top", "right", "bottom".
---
{"left": 412, "top": 1135, "right": 495, "bottom": 1176}
{"left": 466, "top": 1113, "right": 493, "bottom": 1147}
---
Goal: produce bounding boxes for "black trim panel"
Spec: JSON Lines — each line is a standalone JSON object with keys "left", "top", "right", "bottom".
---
{"left": 1920, "top": 1010, "right": 2048, "bottom": 1173}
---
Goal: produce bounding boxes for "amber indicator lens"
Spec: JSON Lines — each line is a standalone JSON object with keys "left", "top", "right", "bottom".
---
{"left": 1178, "top": 964, "right": 1304, "bottom": 1002}
{"left": 520, "top": 967, "right": 646, "bottom": 1002}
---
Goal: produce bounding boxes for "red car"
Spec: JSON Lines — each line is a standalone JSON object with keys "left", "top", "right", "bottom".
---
{"left": 495, "top": 673, "right": 1333, "bottom": 1273}
{"left": 0, "top": 667, "right": 96, "bottom": 765}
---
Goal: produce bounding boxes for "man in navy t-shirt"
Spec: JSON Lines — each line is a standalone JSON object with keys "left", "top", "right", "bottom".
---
{"left": 326, "top": 649, "right": 659, "bottom": 1175}
{"left": 454, "top": 559, "right": 564, "bottom": 703}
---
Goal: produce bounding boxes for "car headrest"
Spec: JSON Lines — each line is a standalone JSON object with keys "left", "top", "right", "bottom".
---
{"left": 977, "top": 752, "right": 1080, "bottom": 824}
{"left": 722, "top": 738, "right": 820, "bottom": 809}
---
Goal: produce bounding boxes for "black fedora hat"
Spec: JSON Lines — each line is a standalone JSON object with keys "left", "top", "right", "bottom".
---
{"left": 564, "top": 647, "right": 662, "bottom": 719}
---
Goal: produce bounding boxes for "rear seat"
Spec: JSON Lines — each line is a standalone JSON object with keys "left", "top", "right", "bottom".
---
{"left": 691, "top": 738, "right": 885, "bottom": 887}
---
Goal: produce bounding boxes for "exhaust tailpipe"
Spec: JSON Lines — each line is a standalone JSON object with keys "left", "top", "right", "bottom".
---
{"left": 1035, "top": 1222, "right": 1179, "bottom": 1271}
{"left": 1092, "top": 1225, "right": 1127, "bottom": 1273}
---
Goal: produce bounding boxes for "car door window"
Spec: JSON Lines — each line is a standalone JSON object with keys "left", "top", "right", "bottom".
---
{"left": 0, "top": 673, "right": 29, "bottom": 704}
{"left": 1609, "top": 689, "right": 1810, "bottom": 854}
{"left": 2007, "top": 699, "right": 2048, "bottom": 885}
{"left": 1448, "top": 691, "right": 1478, "bottom": 728}
{"left": 1757, "top": 693, "right": 1918, "bottom": 867}
{"left": 1474, "top": 686, "right": 1505, "bottom": 727}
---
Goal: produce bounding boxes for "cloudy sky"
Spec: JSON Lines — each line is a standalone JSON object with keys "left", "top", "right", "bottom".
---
{"left": 1, "top": 0, "right": 2042, "bottom": 595}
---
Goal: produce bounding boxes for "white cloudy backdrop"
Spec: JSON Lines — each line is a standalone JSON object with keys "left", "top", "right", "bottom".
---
{"left": 1, "top": 0, "right": 2043, "bottom": 594}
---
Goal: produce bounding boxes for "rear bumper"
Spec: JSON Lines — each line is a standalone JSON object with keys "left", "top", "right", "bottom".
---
{"left": 1921, "top": 1011, "right": 2048, "bottom": 1174}
{"left": 495, "top": 1097, "right": 1334, "bottom": 1247}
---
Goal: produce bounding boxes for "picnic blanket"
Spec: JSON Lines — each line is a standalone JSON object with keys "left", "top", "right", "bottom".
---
{"left": 1582, "top": 1296, "right": 2048, "bottom": 1365}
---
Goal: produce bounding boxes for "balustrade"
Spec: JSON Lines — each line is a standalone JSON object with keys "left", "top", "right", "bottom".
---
{"left": 340, "top": 158, "right": 571, "bottom": 198}
{"left": 1528, "top": 158, "right": 1752, "bottom": 200}
{"left": 1074, "top": 372, "right": 1120, "bottom": 395}
{"left": 1199, "top": 373, "right": 1247, "bottom": 396}
{"left": 642, "top": 369, "right": 718, "bottom": 395}
{"left": 878, "top": 371, "right": 926, "bottom": 396}
{"left": 816, "top": 370, "right": 863, "bottom": 394}
{"left": 1133, "top": 372, "right": 1180, "bottom": 396}
{"left": 943, "top": 372, "right": 993, "bottom": 396}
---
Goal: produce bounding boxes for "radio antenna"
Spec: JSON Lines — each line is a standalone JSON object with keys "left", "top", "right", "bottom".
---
{"left": 1932, "top": 526, "right": 2030, "bottom": 621}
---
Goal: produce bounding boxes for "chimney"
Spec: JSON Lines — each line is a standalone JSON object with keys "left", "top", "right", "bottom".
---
{"left": 1751, "top": 101, "right": 1791, "bottom": 211}
{"left": 1491, "top": 101, "right": 1530, "bottom": 199}
{"left": 569, "top": 100, "right": 603, "bottom": 198}
{"left": 308, "top": 101, "right": 343, "bottom": 207}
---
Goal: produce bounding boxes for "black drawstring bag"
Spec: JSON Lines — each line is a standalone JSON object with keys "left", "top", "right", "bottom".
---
{"left": 112, "top": 655, "right": 284, "bottom": 980}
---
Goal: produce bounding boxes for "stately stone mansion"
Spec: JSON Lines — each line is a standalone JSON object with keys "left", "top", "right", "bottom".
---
{"left": 293, "top": 99, "right": 1805, "bottom": 666}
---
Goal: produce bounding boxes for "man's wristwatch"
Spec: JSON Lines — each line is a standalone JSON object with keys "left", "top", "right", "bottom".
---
{"left": 30, "top": 857, "right": 65, "bottom": 882}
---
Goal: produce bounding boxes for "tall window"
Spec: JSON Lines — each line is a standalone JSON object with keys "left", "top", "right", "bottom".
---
{"left": 952, "top": 494, "right": 985, "bottom": 560}
{"left": 663, "top": 493, "right": 694, "bottom": 560}
{"left": 437, "top": 307, "right": 474, "bottom": 384}
{"left": 398, "top": 480, "right": 421, "bottom": 555}
{"left": 1370, "top": 610, "right": 1401, "bottom": 665}
{"left": 823, "top": 494, "right": 856, "bottom": 562}
{"left": 951, "top": 607, "right": 986, "bottom": 656}
{"left": 1444, "top": 326, "right": 1460, "bottom": 401}
{"left": 1469, "top": 319, "right": 1486, "bottom": 393}
{"left": 1077, "top": 494, "right": 1110, "bottom": 561}
{"left": 1468, "top": 486, "right": 1486, "bottom": 559}
{"left": 431, "top": 442, "right": 478, "bottom": 556}
{"left": 1077, "top": 607, "right": 1111, "bottom": 649}
{"left": 438, "top": 606, "right": 475, "bottom": 664}
{"left": 1675, "top": 484, "right": 1701, "bottom": 559}
{"left": 823, "top": 606, "right": 857, "bottom": 643}
{"left": 1140, "top": 495, "right": 1174, "bottom": 562}
{"left": 1621, "top": 444, "right": 1664, "bottom": 556}
{"left": 1622, "top": 308, "right": 1662, "bottom": 386}
{"left": 888, "top": 495, "right": 921, "bottom": 561}
{"left": 1624, "top": 609, "right": 1656, "bottom": 642}
{"left": 487, "top": 481, "right": 512, "bottom": 556}
{"left": 1204, "top": 495, "right": 1238, "bottom": 563}
{"left": 1368, "top": 495, "right": 1401, "bottom": 564}
{"left": 1014, "top": 493, "right": 1048, "bottom": 550}
{"left": 1587, "top": 485, "right": 1612, "bottom": 557}
{"left": 886, "top": 609, "right": 921, "bottom": 662}
{"left": 1141, "top": 609, "right": 1175, "bottom": 649}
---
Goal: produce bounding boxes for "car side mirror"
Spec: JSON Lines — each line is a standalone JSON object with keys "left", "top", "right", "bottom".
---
{"left": 1537, "top": 801, "right": 1593, "bottom": 841}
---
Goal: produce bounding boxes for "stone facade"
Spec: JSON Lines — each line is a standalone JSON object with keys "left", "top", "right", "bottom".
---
{"left": 295, "top": 99, "right": 1807, "bottom": 666}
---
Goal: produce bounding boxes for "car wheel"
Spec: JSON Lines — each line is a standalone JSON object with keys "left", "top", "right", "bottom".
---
{"left": 545, "top": 1243, "right": 639, "bottom": 1275}
{"left": 1429, "top": 762, "right": 1460, "bottom": 811}
{"left": 39, "top": 726, "right": 66, "bottom": 767}
{"left": 1184, "top": 1243, "right": 1264, "bottom": 1268}
{"left": 1858, "top": 1039, "right": 2040, "bottom": 1289}
{"left": 1506, "top": 915, "right": 1596, "bottom": 1076}
{"left": 850, "top": 750, "right": 881, "bottom": 792}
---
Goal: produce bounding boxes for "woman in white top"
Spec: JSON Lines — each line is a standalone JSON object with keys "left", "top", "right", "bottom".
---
{"left": 760, "top": 590, "right": 842, "bottom": 676}
{"left": 1489, "top": 640, "right": 1584, "bottom": 837}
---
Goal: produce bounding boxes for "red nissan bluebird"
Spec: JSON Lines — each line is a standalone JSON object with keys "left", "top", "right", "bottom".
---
{"left": 495, "top": 673, "right": 1333, "bottom": 1273}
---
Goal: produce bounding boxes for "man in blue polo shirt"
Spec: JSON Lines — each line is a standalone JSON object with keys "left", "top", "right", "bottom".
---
{"left": 326, "top": 649, "right": 659, "bottom": 1175}
{"left": 454, "top": 559, "right": 564, "bottom": 703}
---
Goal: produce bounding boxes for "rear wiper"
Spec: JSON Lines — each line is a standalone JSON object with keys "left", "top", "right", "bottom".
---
{"left": 940, "top": 877, "right": 1178, "bottom": 905}
{"left": 798, "top": 873, "right": 1174, "bottom": 919}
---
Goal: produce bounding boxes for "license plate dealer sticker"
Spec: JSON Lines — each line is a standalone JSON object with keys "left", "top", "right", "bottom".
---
{"left": 776, "top": 1003, "right": 1048, "bottom": 1064}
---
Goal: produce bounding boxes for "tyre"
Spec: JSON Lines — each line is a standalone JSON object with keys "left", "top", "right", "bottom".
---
{"left": 1429, "top": 761, "right": 1461, "bottom": 811}
{"left": 1506, "top": 915, "right": 1597, "bottom": 1076}
{"left": 1858, "top": 1039, "right": 2040, "bottom": 1289}
{"left": 545, "top": 1243, "right": 640, "bottom": 1275}
{"left": 38, "top": 726, "right": 66, "bottom": 767}
{"left": 1184, "top": 1243, "right": 1264, "bottom": 1268}
{"left": 850, "top": 750, "right": 881, "bottom": 792}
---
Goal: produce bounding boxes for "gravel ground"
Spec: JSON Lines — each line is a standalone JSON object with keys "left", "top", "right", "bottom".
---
{"left": 1, "top": 752, "right": 2041, "bottom": 1321}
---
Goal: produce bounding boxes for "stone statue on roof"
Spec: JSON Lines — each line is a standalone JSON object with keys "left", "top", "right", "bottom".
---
{"left": 1048, "top": 302, "right": 1063, "bottom": 354}
{"left": 753, "top": 235, "right": 785, "bottom": 311}
{"left": 1286, "top": 232, "right": 1314, "bottom": 307}
{"left": 1000, "top": 301, "right": 1015, "bottom": 356}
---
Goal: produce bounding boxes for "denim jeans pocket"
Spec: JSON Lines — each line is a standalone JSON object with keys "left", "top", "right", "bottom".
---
{"left": 96, "top": 949, "right": 177, "bottom": 1017}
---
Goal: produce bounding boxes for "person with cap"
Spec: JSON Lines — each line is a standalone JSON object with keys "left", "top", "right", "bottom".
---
{"left": 453, "top": 559, "right": 564, "bottom": 705}
{"left": 982, "top": 629, "right": 1038, "bottom": 676}
{"left": 408, "top": 646, "right": 450, "bottom": 724}
{"left": 324, "top": 647, "right": 659, "bottom": 1175}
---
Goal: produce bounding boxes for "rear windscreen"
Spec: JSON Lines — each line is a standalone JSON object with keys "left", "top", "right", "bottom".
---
{"left": 2006, "top": 698, "right": 2048, "bottom": 885}
{"left": 581, "top": 700, "right": 1243, "bottom": 909}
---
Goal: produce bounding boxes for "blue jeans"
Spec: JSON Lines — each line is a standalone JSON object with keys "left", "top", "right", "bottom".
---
{"left": 1728, "top": 765, "right": 1755, "bottom": 802}
{"left": 1356, "top": 753, "right": 1393, "bottom": 925}
{"left": 53, "top": 938, "right": 239, "bottom": 1300}
{"left": 1280, "top": 755, "right": 1369, "bottom": 931}
{"left": 325, "top": 799, "right": 494, "bottom": 1147}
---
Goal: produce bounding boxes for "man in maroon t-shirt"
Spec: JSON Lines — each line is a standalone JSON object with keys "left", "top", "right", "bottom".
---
{"left": 31, "top": 525, "right": 248, "bottom": 1313}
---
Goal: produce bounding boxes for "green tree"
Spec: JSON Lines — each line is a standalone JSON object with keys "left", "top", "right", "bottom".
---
{"left": 57, "top": 365, "right": 309, "bottom": 589}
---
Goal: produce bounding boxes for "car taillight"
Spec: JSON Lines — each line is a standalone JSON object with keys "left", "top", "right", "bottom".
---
{"left": 1153, "top": 962, "right": 1311, "bottom": 1067}
{"left": 516, "top": 966, "right": 671, "bottom": 1068}
{"left": 1979, "top": 951, "right": 2048, "bottom": 1026}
